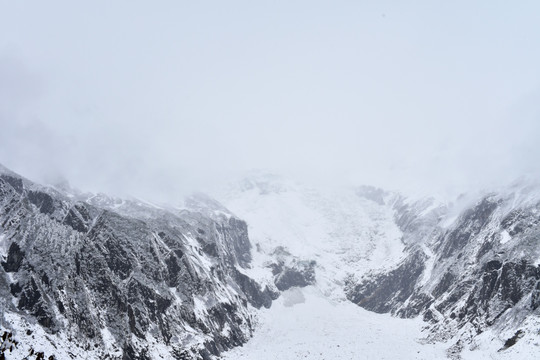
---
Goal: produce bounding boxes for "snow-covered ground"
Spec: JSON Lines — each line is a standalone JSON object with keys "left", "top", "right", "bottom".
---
{"left": 461, "top": 315, "right": 540, "bottom": 360}
{"left": 221, "top": 286, "right": 448, "bottom": 360}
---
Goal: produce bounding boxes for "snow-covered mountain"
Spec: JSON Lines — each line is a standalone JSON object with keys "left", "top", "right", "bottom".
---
{"left": 1, "top": 165, "right": 540, "bottom": 359}
{"left": 346, "top": 180, "right": 540, "bottom": 358}
{"left": 215, "top": 173, "right": 406, "bottom": 300}
{"left": 0, "top": 165, "right": 276, "bottom": 359}
{"left": 215, "top": 173, "right": 540, "bottom": 359}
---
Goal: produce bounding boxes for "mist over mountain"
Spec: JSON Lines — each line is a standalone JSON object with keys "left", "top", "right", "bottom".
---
{"left": 1, "top": 164, "right": 540, "bottom": 359}
{"left": 1, "top": 1, "right": 540, "bottom": 202}
{"left": 2, "top": 1, "right": 540, "bottom": 359}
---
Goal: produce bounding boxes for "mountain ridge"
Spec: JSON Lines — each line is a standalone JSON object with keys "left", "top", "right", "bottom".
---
{"left": 0, "top": 165, "right": 277, "bottom": 359}
{"left": 1, "top": 165, "right": 540, "bottom": 359}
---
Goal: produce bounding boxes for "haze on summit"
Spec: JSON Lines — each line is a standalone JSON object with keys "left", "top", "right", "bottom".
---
{"left": 1, "top": 0, "right": 539, "bottom": 202}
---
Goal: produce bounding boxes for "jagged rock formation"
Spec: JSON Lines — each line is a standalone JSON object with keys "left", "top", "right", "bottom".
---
{"left": 0, "top": 165, "right": 277, "bottom": 359}
{"left": 267, "top": 247, "right": 316, "bottom": 292}
{"left": 345, "top": 185, "right": 540, "bottom": 356}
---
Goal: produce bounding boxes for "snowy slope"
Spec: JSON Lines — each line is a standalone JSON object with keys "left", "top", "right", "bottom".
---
{"left": 221, "top": 286, "right": 448, "bottom": 360}
{"left": 216, "top": 173, "right": 405, "bottom": 299}
{"left": 222, "top": 287, "right": 540, "bottom": 360}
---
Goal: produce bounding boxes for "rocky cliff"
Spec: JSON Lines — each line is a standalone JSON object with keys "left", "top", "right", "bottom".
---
{"left": 0, "top": 166, "right": 277, "bottom": 359}
{"left": 345, "top": 184, "right": 540, "bottom": 357}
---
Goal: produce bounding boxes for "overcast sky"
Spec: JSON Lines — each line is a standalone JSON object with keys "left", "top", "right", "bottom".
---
{"left": 1, "top": 1, "right": 539, "bottom": 202}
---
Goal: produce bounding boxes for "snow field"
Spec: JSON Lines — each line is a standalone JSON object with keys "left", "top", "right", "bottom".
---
{"left": 222, "top": 286, "right": 448, "bottom": 360}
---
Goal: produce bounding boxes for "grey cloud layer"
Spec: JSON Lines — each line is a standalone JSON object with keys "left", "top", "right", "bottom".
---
{"left": 1, "top": 1, "right": 539, "bottom": 201}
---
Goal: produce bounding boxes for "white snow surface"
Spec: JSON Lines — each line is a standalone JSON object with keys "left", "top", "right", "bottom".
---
{"left": 461, "top": 314, "right": 540, "bottom": 359}
{"left": 500, "top": 230, "right": 511, "bottom": 244}
{"left": 222, "top": 286, "right": 448, "bottom": 360}
{"left": 0, "top": 233, "right": 7, "bottom": 259}
{"left": 217, "top": 175, "right": 405, "bottom": 299}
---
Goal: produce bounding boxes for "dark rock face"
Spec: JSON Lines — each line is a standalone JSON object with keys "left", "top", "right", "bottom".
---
{"left": 1, "top": 242, "right": 24, "bottom": 272}
{"left": 232, "top": 268, "right": 275, "bottom": 309}
{"left": 499, "top": 329, "right": 525, "bottom": 351}
{"left": 0, "top": 175, "right": 23, "bottom": 194}
{"left": 273, "top": 261, "right": 316, "bottom": 291}
{"left": 224, "top": 217, "right": 252, "bottom": 268}
{"left": 346, "top": 251, "right": 426, "bottom": 314}
{"left": 267, "top": 247, "right": 316, "bottom": 292}
{"left": 26, "top": 191, "right": 56, "bottom": 216}
{"left": 0, "top": 168, "right": 275, "bottom": 359}
{"left": 17, "top": 277, "right": 55, "bottom": 328}
{"left": 468, "top": 260, "right": 539, "bottom": 322}
{"left": 436, "top": 197, "right": 499, "bottom": 259}
{"left": 62, "top": 203, "right": 92, "bottom": 233}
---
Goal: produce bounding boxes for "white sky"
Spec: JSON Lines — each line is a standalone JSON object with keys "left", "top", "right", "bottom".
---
{"left": 1, "top": 1, "right": 539, "bottom": 202}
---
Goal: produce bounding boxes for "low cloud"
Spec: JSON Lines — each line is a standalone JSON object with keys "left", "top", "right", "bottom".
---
{"left": 1, "top": 1, "right": 539, "bottom": 202}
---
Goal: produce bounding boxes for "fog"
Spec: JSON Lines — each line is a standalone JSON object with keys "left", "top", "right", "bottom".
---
{"left": 1, "top": 1, "right": 539, "bottom": 202}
